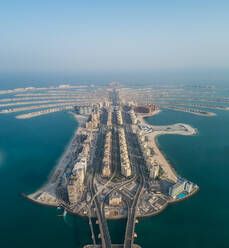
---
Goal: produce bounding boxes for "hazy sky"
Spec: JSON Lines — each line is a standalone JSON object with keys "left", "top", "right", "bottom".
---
{"left": 1, "top": 0, "right": 229, "bottom": 75}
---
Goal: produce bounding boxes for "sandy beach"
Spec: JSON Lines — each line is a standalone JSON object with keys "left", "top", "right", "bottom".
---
{"left": 27, "top": 112, "right": 89, "bottom": 205}
{"left": 136, "top": 110, "right": 197, "bottom": 182}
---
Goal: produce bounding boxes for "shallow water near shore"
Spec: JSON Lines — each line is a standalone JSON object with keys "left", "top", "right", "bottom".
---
{"left": 1, "top": 102, "right": 229, "bottom": 247}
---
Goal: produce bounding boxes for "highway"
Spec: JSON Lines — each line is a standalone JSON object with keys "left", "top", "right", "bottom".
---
{"left": 88, "top": 115, "right": 112, "bottom": 248}
{"left": 87, "top": 94, "right": 146, "bottom": 248}
{"left": 122, "top": 111, "right": 146, "bottom": 248}
{"left": 123, "top": 167, "right": 144, "bottom": 248}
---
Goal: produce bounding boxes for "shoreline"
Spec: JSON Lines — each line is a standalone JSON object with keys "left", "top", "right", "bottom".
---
{"left": 137, "top": 110, "right": 197, "bottom": 182}
{"left": 25, "top": 112, "right": 88, "bottom": 205}
{"left": 161, "top": 106, "right": 216, "bottom": 116}
{"left": 23, "top": 109, "right": 199, "bottom": 220}
{"left": 22, "top": 185, "right": 200, "bottom": 220}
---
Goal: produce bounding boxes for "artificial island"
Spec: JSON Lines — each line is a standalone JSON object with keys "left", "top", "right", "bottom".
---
{"left": 19, "top": 85, "right": 200, "bottom": 248}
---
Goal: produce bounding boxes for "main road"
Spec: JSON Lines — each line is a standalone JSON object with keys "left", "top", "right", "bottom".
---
{"left": 123, "top": 111, "right": 146, "bottom": 248}
{"left": 88, "top": 119, "right": 112, "bottom": 248}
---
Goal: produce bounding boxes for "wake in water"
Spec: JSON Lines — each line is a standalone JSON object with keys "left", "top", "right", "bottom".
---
{"left": 63, "top": 211, "right": 74, "bottom": 227}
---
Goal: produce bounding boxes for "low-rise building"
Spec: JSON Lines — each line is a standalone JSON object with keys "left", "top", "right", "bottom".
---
{"left": 103, "top": 166, "right": 111, "bottom": 177}
{"left": 121, "top": 165, "right": 131, "bottom": 177}
{"left": 117, "top": 109, "right": 123, "bottom": 125}
{"left": 129, "top": 109, "right": 137, "bottom": 124}
{"left": 118, "top": 127, "right": 131, "bottom": 177}
{"left": 109, "top": 194, "right": 122, "bottom": 206}
{"left": 102, "top": 131, "right": 112, "bottom": 177}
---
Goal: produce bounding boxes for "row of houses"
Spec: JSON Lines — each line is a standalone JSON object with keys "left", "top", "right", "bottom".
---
{"left": 117, "top": 109, "right": 123, "bottom": 125}
{"left": 107, "top": 110, "right": 112, "bottom": 127}
{"left": 102, "top": 131, "right": 112, "bottom": 177}
{"left": 85, "top": 110, "right": 100, "bottom": 129}
{"left": 129, "top": 109, "right": 137, "bottom": 124}
{"left": 119, "top": 127, "right": 132, "bottom": 177}
{"left": 137, "top": 129, "right": 160, "bottom": 179}
{"left": 67, "top": 131, "right": 95, "bottom": 205}
{"left": 169, "top": 178, "right": 194, "bottom": 198}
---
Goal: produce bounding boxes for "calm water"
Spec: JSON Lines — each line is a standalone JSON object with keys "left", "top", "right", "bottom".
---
{"left": 0, "top": 86, "right": 229, "bottom": 247}
{"left": 140, "top": 109, "right": 229, "bottom": 248}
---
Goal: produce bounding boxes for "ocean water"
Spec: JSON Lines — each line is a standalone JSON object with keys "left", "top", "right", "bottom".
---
{"left": 0, "top": 111, "right": 92, "bottom": 247}
{"left": 0, "top": 80, "right": 229, "bottom": 247}
{"left": 139, "top": 109, "right": 229, "bottom": 248}
{"left": 0, "top": 107, "right": 126, "bottom": 247}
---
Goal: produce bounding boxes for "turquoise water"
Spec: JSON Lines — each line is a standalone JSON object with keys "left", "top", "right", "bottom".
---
{"left": 0, "top": 109, "right": 127, "bottom": 247}
{"left": 0, "top": 111, "right": 92, "bottom": 247}
{"left": 138, "top": 109, "right": 229, "bottom": 248}
{"left": 1, "top": 86, "right": 229, "bottom": 247}
{"left": 177, "top": 193, "right": 187, "bottom": 199}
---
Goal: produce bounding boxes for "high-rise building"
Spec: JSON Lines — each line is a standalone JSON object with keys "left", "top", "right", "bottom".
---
{"left": 150, "top": 164, "right": 160, "bottom": 179}
{"left": 185, "top": 182, "right": 193, "bottom": 193}
{"left": 169, "top": 181, "right": 186, "bottom": 198}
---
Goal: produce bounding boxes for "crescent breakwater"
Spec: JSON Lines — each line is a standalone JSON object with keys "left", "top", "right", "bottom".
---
{"left": 0, "top": 102, "right": 80, "bottom": 113}
{"left": 0, "top": 99, "right": 83, "bottom": 107}
{"left": 16, "top": 106, "right": 74, "bottom": 119}
{"left": 160, "top": 105, "right": 216, "bottom": 116}
{"left": 164, "top": 102, "right": 229, "bottom": 110}
{"left": 0, "top": 96, "right": 97, "bottom": 102}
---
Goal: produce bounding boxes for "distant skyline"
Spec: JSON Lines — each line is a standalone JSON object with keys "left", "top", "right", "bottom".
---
{"left": 1, "top": 0, "right": 229, "bottom": 80}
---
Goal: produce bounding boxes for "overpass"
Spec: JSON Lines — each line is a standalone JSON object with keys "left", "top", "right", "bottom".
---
{"left": 122, "top": 113, "right": 146, "bottom": 248}
{"left": 123, "top": 171, "right": 144, "bottom": 248}
{"left": 88, "top": 123, "right": 112, "bottom": 248}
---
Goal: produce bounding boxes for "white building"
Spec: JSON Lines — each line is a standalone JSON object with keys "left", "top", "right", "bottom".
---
{"left": 119, "top": 127, "right": 132, "bottom": 177}
{"left": 73, "top": 157, "right": 87, "bottom": 175}
{"left": 150, "top": 164, "right": 160, "bottom": 179}
{"left": 169, "top": 181, "right": 186, "bottom": 198}
{"left": 130, "top": 109, "right": 137, "bottom": 124}
{"left": 185, "top": 182, "right": 193, "bottom": 193}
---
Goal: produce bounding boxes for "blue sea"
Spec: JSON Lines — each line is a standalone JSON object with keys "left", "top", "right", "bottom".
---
{"left": 0, "top": 77, "right": 229, "bottom": 247}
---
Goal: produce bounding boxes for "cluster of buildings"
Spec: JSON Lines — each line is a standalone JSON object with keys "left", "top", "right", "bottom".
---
{"left": 85, "top": 110, "right": 100, "bottom": 129}
{"left": 102, "top": 131, "right": 112, "bottom": 177}
{"left": 107, "top": 110, "right": 112, "bottom": 127}
{"left": 74, "top": 105, "right": 96, "bottom": 115}
{"left": 169, "top": 178, "right": 194, "bottom": 199}
{"left": 119, "top": 127, "right": 131, "bottom": 177}
{"left": 109, "top": 193, "right": 122, "bottom": 206}
{"left": 67, "top": 129, "right": 97, "bottom": 205}
{"left": 137, "top": 129, "right": 160, "bottom": 179}
{"left": 67, "top": 157, "right": 87, "bottom": 205}
{"left": 134, "top": 104, "right": 157, "bottom": 114}
{"left": 149, "top": 162, "right": 160, "bottom": 179}
{"left": 117, "top": 109, "right": 123, "bottom": 125}
{"left": 129, "top": 109, "right": 137, "bottom": 124}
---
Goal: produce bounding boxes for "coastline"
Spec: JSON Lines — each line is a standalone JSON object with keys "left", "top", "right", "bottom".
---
{"left": 23, "top": 109, "right": 199, "bottom": 220}
{"left": 137, "top": 110, "right": 197, "bottom": 182}
{"left": 24, "top": 112, "right": 88, "bottom": 206}
{"left": 136, "top": 185, "right": 200, "bottom": 219}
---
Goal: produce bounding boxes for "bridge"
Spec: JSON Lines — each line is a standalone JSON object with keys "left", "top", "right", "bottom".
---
{"left": 83, "top": 245, "right": 142, "bottom": 248}
{"left": 123, "top": 168, "right": 145, "bottom": 248}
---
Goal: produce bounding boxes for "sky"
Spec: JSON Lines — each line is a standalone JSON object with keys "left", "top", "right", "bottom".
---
{"left": 0, "top": 0, "right": 229, "bottom": 82}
